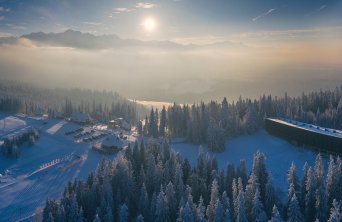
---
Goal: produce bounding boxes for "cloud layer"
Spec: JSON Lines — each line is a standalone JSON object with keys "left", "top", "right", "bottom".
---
{"left": 0, "top": 29, "right": 341, "bottom": 103}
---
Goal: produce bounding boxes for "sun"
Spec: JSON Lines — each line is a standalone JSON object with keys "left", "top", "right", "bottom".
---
{"left": 143, "top": 17, "right": 156, "bottom": 32}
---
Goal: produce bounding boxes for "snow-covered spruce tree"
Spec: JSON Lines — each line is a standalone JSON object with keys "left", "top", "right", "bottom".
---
{"left": 245, "top": 173, "right": 258, "bottom": 221}
{"left": 166, "top": 182, "right": 177, "bottom": 222}
{"left": 315, "top": 185, "right": 328, "bottom": 222}
{"left": 243, "top": 102, "right": 259, "bottom": 135}
{"left": 225, "top": 163, "right": 235, "bottom": 200}
{"left": 301, "top": 162, "right": 309, "bottom": 210}
{"left": 251, "top": 151, "right": 268, "bottom": 203}
{"left": 327, "top": 199, "right": 341, "bottom": 222}
{"left": 138, "top": 183, "right": 150, "bottom": 221}
{"left": 196, "top": 196, "right": 207, "bottom": 222}
{"left": 211, "top": 198, "right": 223, "bottom": 222}
{"left": 287, "top": 194, "right": 303, "bottom": 222}
{"left": 236, "top": 191, "right": 248, "bottom": 222}
{"left": 118, "top": 203, "right": 129, "bottom": 222}
{"left": 265, "top": 174, "right": 277, "bottom": 217}
{"left": 159, "top": 106, "right": 167, "bottom": 137}
{"left": 155, "top": 187, "right": 170, "bottom": 222}
{"left": 206, "top": 179, "right": 219, "bottom": 222}
{"left": 237, "top": 159, "right": 248, "bottom": 188}
{"left": 148, "top": 108, "right": 159, "bottom": 138}
{"left": 314, "top": 154, "right": 325, "bottom": 189}
{"left": 93, "top": 214, "right": 101, "bottom": 222}
{"left": 270, "top": 205, "right": 283, "bottom": 222}
{"left": 305, "top": 167, "right": 316, "bottom": 222}
{"left": 178, "top": 201, "right": 195, "bottom": 222}
{"left": 252, "top": 188, "right": 268, "bottom": 222}
{"left": 206, "top": 119, "right": 225, "bottom": 152}
{"left": 223, "top": 208, "right": 232, "bottom": 222}
{"left": 287, "top": 162, "right": 300, "bottom": 201}
{"left": 136, "top": 214, "right": 144, "bottom": 222}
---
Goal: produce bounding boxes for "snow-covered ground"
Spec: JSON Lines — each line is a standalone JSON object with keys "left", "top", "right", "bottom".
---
{"left": 172, "top": 130, "right": 323, "bottom": 199}
{"left": 0, "top": 113, "right": 134, "bottom": 221}
{"left": 0, "top": 112, "right": 326, "bottom": 221}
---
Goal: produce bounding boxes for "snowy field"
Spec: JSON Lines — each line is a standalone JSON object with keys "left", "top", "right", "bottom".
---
{"left": 0, "top": 113, "right": 134, "bottom": 221}
{"left": 172, "top": 130, "right": 324, "bottom": 199}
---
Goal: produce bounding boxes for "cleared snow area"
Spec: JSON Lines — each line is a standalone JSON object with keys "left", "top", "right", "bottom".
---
{"left": 0, "top": 114, "right": 133, "bottom": 222}
{"left": 46, "top": 120, "right": 67, "bottom": 135}
{"left": 171, "top": 130, "right": 324, "bottom": 199}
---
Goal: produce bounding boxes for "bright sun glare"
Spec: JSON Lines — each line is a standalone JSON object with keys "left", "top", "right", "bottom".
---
{"left": 143, "top": 17, "right": 156, "bottom": 32}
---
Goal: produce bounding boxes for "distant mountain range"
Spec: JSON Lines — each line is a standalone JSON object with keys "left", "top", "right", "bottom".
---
{"left": 0, "top": 29, "right": 248, "bottom": 50}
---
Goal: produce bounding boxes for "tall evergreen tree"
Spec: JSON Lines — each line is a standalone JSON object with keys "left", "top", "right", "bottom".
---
{"left": 287, "top": 194, "right": 303, "bottom": 222}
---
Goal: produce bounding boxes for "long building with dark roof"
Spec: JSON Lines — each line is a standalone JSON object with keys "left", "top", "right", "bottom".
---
{"left": 265, "top": 117, "right": 342, "bottom": 154}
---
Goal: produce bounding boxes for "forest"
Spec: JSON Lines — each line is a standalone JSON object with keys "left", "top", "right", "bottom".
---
{"left": 42, "top": 140, "right": 342, "bottom": 222}
{"left": 141, "top": 86, "right": 342, "bottom": 152}
{"left": 0, "top": 81, "right": 146, "bottom": 123}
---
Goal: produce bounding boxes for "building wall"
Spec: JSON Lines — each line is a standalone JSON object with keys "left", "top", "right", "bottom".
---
{"left": 265, "top": 118, "right": 342, "bottom": 154}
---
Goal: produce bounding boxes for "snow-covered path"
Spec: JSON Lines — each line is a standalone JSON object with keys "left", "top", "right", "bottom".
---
{"left": 46, "top": 120, "right": 67, "bottom": 135}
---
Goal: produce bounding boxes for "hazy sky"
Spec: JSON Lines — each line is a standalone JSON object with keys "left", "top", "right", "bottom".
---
{"left": 0, "top": 0, "right": 341, "bottom": 103}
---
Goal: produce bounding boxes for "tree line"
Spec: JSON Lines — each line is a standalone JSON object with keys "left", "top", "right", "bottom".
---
{"left": 0, "top": 80, "right": 147, "bottom": 123}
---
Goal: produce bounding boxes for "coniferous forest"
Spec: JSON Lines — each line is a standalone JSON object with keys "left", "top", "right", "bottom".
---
{"left": 43, "top": 140, "right": 342, "bottom": 222}
{"left": 142, "top": 86, "right": 342, "bottom": 152}
{"left": 0, "top": 81, "right": 146, "bottom": 123}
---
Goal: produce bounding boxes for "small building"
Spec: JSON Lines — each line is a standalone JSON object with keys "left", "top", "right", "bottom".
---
{"left": 265, "top": 117, "right": 342, "bottom": 154}
{"left": 71, "top": 112, "right": 91, "bottom": 125}
{"left": 92, "top": 135, "right": 124, "bottom": 154}
{"left": 108, "top": 118, "right": 131, "bottom": 131}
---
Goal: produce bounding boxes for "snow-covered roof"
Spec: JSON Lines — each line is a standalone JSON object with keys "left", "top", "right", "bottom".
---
{"left": 267, "top": 117, "right": 342, "bottom": 139}
{"left": 71, "top": 112, "right": 90, "bottom": 123}
{"left": 101, "top": 135, "right": 124, "bottom": 148}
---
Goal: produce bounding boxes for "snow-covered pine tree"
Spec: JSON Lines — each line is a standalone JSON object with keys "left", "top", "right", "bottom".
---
{"left": 196, "top": 196, "right": 207, "bottom": 222}
{"left": 178, "top": 201, "right": 195, "bottom": 222}
{"left": 118, "top": 203, "right": 128, "bottom": 222}
{"left": 270, "top": 205, "right": 283, "bottom": 222}
{"left": 214, "top": 199, "right": 224, "bottom": 222}
{"left": 305, "top": 167, "right": 316, "bottom": 222}
{"left": 315, "top": 185, "right": 328, "bottom": 222}
{"left": 327, "top": 199, "right": 341, "bottom": 222}
{"left": 136, "top": 214, "right": 144, "bottom": 222}
{"left": 155, "top": 187, "right": 170, "bottom": 222}
{"left": 159, "top": 106, "right": 167, "bottom": 137}
{"left": 265, "top": 174, "right": 276, "bottom": 217}
{"left": 206, "top": 179, "right": 219, "bottom": 222}
{"left": 287, "top": 194, "right": 303, "bottom": 222}
{"left": 252, "top": 188, "right": 267, "bottom": 222}
{"left": 223, "top": 208, "right": 232, "bottom": 222}
{"left": 236, "top": 191, "right": 248, "bottom": 222}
